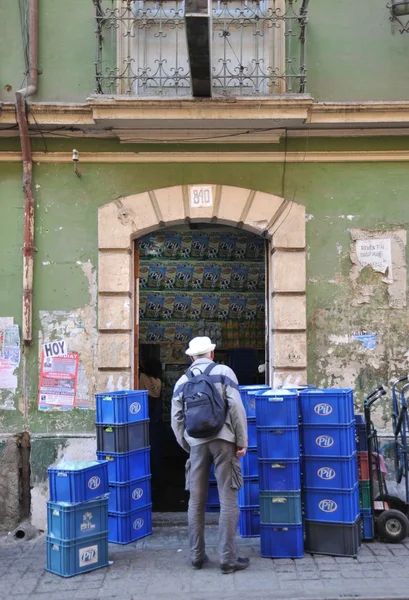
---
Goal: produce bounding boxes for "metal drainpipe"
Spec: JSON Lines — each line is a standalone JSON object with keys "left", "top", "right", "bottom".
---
{"left": 15, "top": 0, "right": 39, "bottom": 345}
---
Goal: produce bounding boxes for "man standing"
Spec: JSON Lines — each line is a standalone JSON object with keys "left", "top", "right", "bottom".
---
{"left": 171, "top": 336, "right": 249, "bottom": 574}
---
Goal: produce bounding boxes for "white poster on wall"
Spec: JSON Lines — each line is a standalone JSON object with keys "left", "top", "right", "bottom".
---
{"left": 356, "top": 238, "right": 392, "bottom": 279}
{"left": 0, "top": 318, "right": 20, "bottom": 391}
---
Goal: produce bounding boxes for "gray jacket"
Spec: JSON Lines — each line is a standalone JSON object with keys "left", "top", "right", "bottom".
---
{"left": 171, "top": 358, "right": 248, "bottom": 453}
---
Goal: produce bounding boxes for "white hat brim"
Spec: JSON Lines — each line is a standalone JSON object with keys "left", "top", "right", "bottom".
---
{"left": 185, "top": 343, "right": 216, "bottom": 356}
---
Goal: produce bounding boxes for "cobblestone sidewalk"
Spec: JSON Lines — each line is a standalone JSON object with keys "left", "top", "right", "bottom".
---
{"left": 1, "top": 521, "right": 409, "bottom": 600}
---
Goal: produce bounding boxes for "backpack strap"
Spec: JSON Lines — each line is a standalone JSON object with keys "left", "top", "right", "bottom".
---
{"left": 186, "top": 362, "right": 216, "bottom": 379}
{"left": 203, "top": 362, "right": 216, "bottom": 376}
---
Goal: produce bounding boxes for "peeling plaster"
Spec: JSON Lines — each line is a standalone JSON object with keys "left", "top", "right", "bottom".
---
{"left": 31, "top": 437, "right": 97, "bottom": 530}
{"left": 115, "top": 199, "right": 136, "bottom": 228}
{"left": 350, "top": 229, "right": 407, "bottom": 309}
{"left": 328, "top": 335, "right": 350, "bottom": 345}
{"left": 273, "top": 372, "right": 303, "bottom": 388}
{"left": 311, "top": 302, "right": 409, "bottom": 433}
{"left": 38, "top": 260, "right": 97, "bottom": 411}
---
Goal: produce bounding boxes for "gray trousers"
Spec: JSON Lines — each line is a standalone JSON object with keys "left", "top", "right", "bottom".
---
{"left": 185, "top": 439, "right": 243, "bottom": 565}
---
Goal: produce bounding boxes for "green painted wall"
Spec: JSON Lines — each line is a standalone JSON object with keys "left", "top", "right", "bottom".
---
{"left": 1, "top": 146, "right": 408, "bottom": 434}
{"left": 1, "top": 0, "right": 409, "bottom": 102}
{"left": 307, "top": 0, "right": 409, "bottom": 101}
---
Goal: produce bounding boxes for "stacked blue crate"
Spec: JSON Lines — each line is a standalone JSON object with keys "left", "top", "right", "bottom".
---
{"left": 95, "top": 390, "right": 152, "bottom": 544}
{"left": 238, "top": 385, "right": 270, "bottom": 537}
{"left": 46, "top": 460, "right": 109, "bottom": 577}
{"left": 256, "top": 389, "right": 303, "bottom": 558}
{"left": 301, "top": 389, "right": 361, "bottom": 557}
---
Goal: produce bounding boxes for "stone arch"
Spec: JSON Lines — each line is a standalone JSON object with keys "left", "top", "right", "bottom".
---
{"left": 97, "top": 184, "right": 307, "bottom": 392}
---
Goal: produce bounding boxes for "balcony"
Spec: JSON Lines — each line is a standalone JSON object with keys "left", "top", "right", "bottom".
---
{"left": 93, "top": 0, "right": 309, "bottom": 98}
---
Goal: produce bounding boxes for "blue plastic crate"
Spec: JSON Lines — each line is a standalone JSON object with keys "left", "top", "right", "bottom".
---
{"left": 96, "top": 447, "right": 150, "bottom": 483}
{"left": 239, "top": 477, "right": 260, "bottom": 507}
{"left": 299, "top": 388, "right": 354, "bottom": 425}
{"left": 239, "top": 506, "right": 260, "bottom": 537}
{"left": 302, "top": 454, "right": 358, "bottom": 490}
{"left": 207, "top": 483, "right": 219, "bottom": 505}
{"left": 256, "top": 389, "right": 299, "bottom": 428}
{"left": 108, "top": 504, "right": 152, "bottom": 544}
{"left": 301, "top": 422, "right": 356, "bottom": 457}
{"left": 46, "top": 532, "right": 109, "bottom": 578}
{"left": 361, "top": 509, "right": 374, "bottom": 540}
{"left": 95, "top": 390, "right": 149, "bottom": 424}
{"left": 239, "top": 385, "right": 270, "bottom": 418}
{"left": 260, "top": 524, "right": 303, "bottom": 558}
{"left": 303, "top": 484, "right": 360, "bottom": 523}
{"left": 258, "top": 459, "right": 301, "bottom": 492}
{"left": 206, "top": 504, "right": 220, "bottom": 513}
{"left": 256, "top": 426, "right": 300, "bottom": 460}
{"left": 248, "top": 418, "right": 257, "bottom": 447}
{"left": 260, "top": 491, "right": 302, "bottom": 524}
{"left": 96, "top": 420, "right": 150, "bottom": 454}
{"left": 108, "top": 476, "right": 151, "bottom": 514}
{"left": 240, "top": 448, "right": 258, "bottom": 477}
{"left": 47, "top": 497, "right": 108, "bottom": 540}
{"left": 48, "top": 460, "right": 109, "bottom": 504}
{"left": 209, "top": 463, "right": 216, "bottom": 482}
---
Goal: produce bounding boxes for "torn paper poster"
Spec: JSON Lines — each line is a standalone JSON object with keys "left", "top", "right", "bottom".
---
{"left": 353, "top": 333, "right": 377, "bottom": 350}
{"left": 0, "top": 317, "right": 13, "bottom": 331}
{"left": 350, "top": 230, "right": 407, "bottom": 309}
{"left": 356, "top": 239, "right": 392, "bottom": 278}
{"left": 3, "top": 324, "right": 21, "bottom": 367}
{"left": 0, "top": 358, "right": 18, "bottom": 390}
{"left": 38, "top": 351, "right": 79, "bottom": 410}
{"left": 0, "top": 397, "right": 16, "bottom": 410}
{"left": 0, "top": 319, "right": 20, "bottom": 390}
{"left": 42, "top": 340, "right": 67, "bottom": 358}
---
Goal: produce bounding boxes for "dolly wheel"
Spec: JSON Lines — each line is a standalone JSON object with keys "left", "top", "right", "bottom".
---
{"left": 377, "top": 509, "right": 409, "bottom": 543}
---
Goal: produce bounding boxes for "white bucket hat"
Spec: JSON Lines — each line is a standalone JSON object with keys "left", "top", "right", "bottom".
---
{"left": 185, "top": 336, "right": 216, "bottom": 357}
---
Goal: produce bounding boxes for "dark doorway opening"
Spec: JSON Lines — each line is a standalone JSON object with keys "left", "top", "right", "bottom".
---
{"left": 136, "top": 224, "right": 266, "bottom": 512}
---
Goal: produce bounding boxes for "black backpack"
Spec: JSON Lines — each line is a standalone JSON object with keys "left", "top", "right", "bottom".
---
{"left": 183, "top": 363, "right": 226, "bottom": 439}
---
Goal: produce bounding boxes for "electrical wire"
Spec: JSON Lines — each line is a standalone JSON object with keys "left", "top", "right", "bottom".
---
{"left": 29, "top": 109, "right": 48, "bottom": 153}
{"left": 1, "top": 125, "right": 284, "bottom": 144}
{"left": 291, "top": 105, "right": 312, "bottom": 203}
{"left": 268, "top": 107, "right": 313, "bottom": 237}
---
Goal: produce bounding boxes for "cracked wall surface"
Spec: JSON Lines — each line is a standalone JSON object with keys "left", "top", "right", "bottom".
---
{"left": 308, "top": 210, "right": 409, "bottom": 434}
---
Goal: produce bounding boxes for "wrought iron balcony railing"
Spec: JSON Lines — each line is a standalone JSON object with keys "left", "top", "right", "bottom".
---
{"left": 93, "top": 0, "right": 308, "bottom": 97}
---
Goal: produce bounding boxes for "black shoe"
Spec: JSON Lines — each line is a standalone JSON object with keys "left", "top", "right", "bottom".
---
{"left": 220, "top": 557, "right": 250, "bottom": 574}
{"left": 191, "top": 554, "right": 209, "bottom": 570}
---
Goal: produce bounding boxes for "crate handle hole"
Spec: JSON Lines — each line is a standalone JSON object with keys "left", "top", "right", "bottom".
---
{"left": 14, "top": 529, "right": 26, "bottom": 539}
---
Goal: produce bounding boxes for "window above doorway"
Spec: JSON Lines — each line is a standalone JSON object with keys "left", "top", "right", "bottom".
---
{"left": 93, "top": 0, "right": 309, "bottom": 97}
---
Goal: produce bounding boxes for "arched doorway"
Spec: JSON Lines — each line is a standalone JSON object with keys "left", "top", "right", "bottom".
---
{"left": 97, "top": 184, "right": 307, "bottom": 508}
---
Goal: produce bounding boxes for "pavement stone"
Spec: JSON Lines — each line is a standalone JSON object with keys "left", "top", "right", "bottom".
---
{"left": 2, "top": 527, "right": 409, "bottom": 599}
